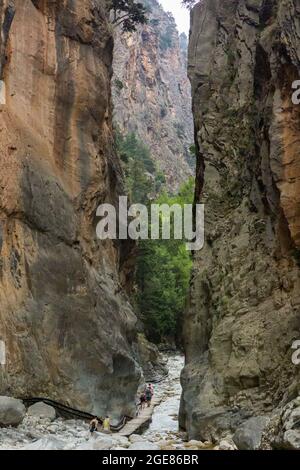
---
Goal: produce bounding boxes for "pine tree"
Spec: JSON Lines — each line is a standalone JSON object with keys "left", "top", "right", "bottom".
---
{"left": 108, "top": 0, "right": 149, "bottom": 32}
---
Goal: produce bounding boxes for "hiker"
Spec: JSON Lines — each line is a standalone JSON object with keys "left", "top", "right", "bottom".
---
{"left": 103, "top": 415, "right": 111, "bottom": 433}
{"left": 89, "top": 417, "right": 99, "bottom": 436}
{"left": 149, "top": 383, "right": 154, "bottom": 397}
{"left": 145, "top": 385, "right": 152, "bottom": 407}
{"left": 139, "top": 391, "right": 147, "bottom": 410}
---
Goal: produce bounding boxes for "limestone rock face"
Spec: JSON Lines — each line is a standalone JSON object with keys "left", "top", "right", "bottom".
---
{"left": 112, "top": 0, "right": 194, "bottom": 190}
{"left": 0, "top": 0, "right": 141, "bottom": 418}
{"left": 180, "top": 0, "right": 300, "bottom": 440}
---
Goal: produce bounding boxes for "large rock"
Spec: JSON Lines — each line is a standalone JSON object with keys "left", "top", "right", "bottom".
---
{"left": 0, "top": 0, "right": 141, "bottom": 417}
{"left": 0, "top": 397, "right": 26, "bottom": 426}
{"left": 180, "top": 0, "right": 300, "bottom": 440}
{"left": 27, "top": 402, "right": 56, "bottom": 421}
{"left": 233, "top": 417, "right": 269, "bottom": 450}
{"left": 92, "top": 434, "right": 115, "bottom": 450}
{"left": 271, "top": 398, "right": 300, "bottom": 449}
{"left": 282, "top": 430, "right": 300, "bottom": 450}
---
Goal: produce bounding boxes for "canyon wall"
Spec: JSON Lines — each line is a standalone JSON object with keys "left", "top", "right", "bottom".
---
{"left": 0, "top": 0, "right": 141, "bottom": 419}
{"left": 180, "top": 0, "right": 300, "bottom": 444}
{"left": 112, "top": 0, "right": 193, "bottom": 191}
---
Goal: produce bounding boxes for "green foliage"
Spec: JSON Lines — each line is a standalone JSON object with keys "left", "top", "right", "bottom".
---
{"left": 181, "top": 0, "right": 198, "bottom": 8}
{"left": 292, "top": 248, "right": 300, "bottom": 267}
{"left": 189, "top": 144, "right": 196, "bottom": 155}
{"left": 116, "top": 131, "right": 152, "bottom": 203}
{"left": 114, "top": 78, "right": 124, "bottom": 91}
{"left": 174, "top": 122, "right": 186, "bottom": 139}
{"left": 116, "top": 128, "right": 194, "bottom": 343}
{"left": 109, "top": 0, "right": 149, "bottom": 33}
{"left": 150, "top": 18, "right": 160, "bottom": 27}
{"left": 136, "top": 179, "right": 194, "bottom": 343}
{"left": 115, "top": 130, "right": 165, "bottom": 204}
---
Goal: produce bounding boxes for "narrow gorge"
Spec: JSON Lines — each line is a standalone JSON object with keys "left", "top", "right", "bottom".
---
{"left": 0, "top": 0, "right": 299, "bottom": 454}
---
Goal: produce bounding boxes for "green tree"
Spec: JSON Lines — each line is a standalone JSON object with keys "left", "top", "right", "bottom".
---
{"left": 108, "top": 0, "right": 149, "bottom": 32}
{"left": 181, "top": 0, "right": 198, "bottom": 9}
{"left": 136, "top": 179, "right": 194, "bottom": 343}
{"left": 115, "top": 130, "right": 158, "bottom": 203}
{"left": 115, "top": 127, "right": 194, "bottom": 344}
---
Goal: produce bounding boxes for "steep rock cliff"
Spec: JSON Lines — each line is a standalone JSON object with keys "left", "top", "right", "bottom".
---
{"left": 180, "top": 0, "right": 300, "bottom": 441}
{"left": 112, "top": 0, "right": 193, "bottom": 190}
{"left": 0, "top": 0, "right": 141, "bottom": 419}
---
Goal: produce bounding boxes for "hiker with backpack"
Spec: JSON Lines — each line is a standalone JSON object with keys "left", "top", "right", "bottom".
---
{"left": 89, "top": 417, "right": 99, "bottom": 436}
{"left": 139, "top": 391, "right": 147, "bottom": 410}
{"left": 145, "top": 385, "right": 152, "bottom": 407}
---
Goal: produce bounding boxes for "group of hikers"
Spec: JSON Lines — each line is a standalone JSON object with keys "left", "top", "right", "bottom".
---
{"left": 89, "top": 415, "right": 111, "bottom": 436}
{"left": 138, "top": 383, "right": 154, "bottom": 411}
{"left": 89, "top": 383, "right": 154, "bottom": 436}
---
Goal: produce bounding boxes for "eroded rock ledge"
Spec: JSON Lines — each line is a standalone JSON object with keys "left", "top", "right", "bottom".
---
{"left": 180, "top": 0, "right": 300, "bottom": 444}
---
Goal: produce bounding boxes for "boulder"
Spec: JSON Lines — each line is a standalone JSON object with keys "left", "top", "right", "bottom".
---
{"left": 282, "top": 430, "right": 300, "bottom": 450}
{"left": 28, "top": 402, "right": 56, "bottom": 421}
{"left": 23, "top": 437, "right": 66, "bottom": 450}
{"left": 233, "top": 416, "right": 269, "bottom": 450}
{"left": 0, "top": 397, "right": 26, "bottom": 426}
{"left": 92, "top": 434, "right": 114, "bottom": 450}
{"left": 129, "top": 441, "right": 160, "bottom": 450}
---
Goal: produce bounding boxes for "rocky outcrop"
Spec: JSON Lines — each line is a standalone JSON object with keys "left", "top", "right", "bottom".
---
{"left": 0, "top": 0, "right": 141, "bottom": 419}
{"left": 112, "top": 0, "right": 193, "bottom": 190}
{"left": 180, "top": 0, "right": 300, "bottom": 442}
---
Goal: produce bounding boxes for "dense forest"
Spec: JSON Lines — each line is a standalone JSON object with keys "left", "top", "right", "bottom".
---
{"left": 116, "top": 130, "right": 194, "bottom": 343}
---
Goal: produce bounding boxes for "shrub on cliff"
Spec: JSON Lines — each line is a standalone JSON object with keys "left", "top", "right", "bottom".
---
{"left": 108, "top": 0, "right": 149, "bottom": 32}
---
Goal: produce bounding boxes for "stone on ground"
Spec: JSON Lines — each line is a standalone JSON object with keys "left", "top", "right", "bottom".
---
{"left": 233, "top": 416, "right": 269, "bottom": 450}
{"left": 0, "top": 397, "right": 26, "bottom": 426}
{"left": 282, "top": 430, "right": 300, "bottom": 450}
{"left": 129, "top": 434, "right": 145, "bottom": 443}
{"left": 92, "top": 434, "right": 115, "bottom": 450}
{"left": 28, "top": 402, "right": 56, "bottom": 421}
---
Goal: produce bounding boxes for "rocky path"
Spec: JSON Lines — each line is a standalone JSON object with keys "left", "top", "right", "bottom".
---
{"left": 0, "top": 354, "right": 227, "bottom": 450}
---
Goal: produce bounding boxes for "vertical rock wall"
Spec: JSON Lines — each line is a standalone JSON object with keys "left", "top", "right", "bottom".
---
{"left": 180, "top": 0, "right": 300, "bottom": 441}
{"left": 0, "top": 0, "right": 141, "bottom": 419}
